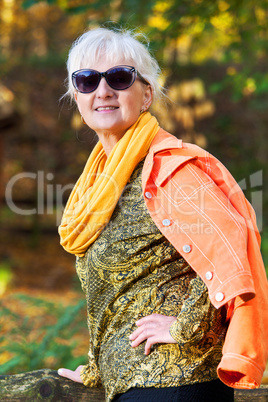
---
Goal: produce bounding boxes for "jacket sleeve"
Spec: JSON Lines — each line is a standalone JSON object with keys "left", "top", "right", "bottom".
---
{"left": 200, "top": 152, "right": 268, "bottom": 388}
{"left": 217, "top": 229, "right": 268, "bottom": 389}
{"left": 80, "top": 314, "right": 102, "bottom": 387}
{"left": 80, "top": 351, "right": 102, "bottom": 387}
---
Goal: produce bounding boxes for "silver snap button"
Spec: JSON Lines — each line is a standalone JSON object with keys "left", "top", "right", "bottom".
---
{"left": 182, "top": 244, "right": 192, "bottom": 253}
{"left": 205, "top": 271, "right": 213, "bottom": 280}
{"left": 145, "top": 191, "right": 152, "bottom": 199}
{"left": 162, "top": 219, "right": 171, "bottom": 226}
{"left": 215, "top": 292, "right": 224, "bottom": 302}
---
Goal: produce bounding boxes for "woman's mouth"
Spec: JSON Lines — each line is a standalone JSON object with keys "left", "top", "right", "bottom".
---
{"left": 96, "top": 106, "right": 118, "bottom": 111}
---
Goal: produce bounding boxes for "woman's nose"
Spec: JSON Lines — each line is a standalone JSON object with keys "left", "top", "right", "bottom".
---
{"left": 95, "top": 77, "right": 114, "bottom": 97}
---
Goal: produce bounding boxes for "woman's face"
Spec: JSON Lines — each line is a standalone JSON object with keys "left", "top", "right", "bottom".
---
{"left": 74, "top": 57, "right": 153, "bottom": 141}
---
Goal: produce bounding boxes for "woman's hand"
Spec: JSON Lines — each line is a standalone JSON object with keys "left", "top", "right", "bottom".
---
{"left": 57, "top": 365, "right": 84, "bottom": 383}
{"left": 129, "top": 313, "right": 177, "bottom": 355}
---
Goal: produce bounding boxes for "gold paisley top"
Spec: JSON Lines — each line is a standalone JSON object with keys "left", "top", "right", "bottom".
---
{"left": 76, "top": 160, "right": 227, "bottom": 402}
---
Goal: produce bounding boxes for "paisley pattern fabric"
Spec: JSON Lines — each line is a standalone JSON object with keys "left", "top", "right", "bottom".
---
{"left": 76, "top": 160, "right": 227, "bottom": 402}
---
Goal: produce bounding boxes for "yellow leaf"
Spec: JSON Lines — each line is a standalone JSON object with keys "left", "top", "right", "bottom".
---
{"left": 218, "top": 1, "right": 230, "bottom": 12}
{"left": 148, "top": 0, "right": 171, "bottom": 30}
{"left": 147, "top": 15, "right": 170, "bottom": 30}
{"left": 210, "top": 12, "right": 234, "bottom": 31}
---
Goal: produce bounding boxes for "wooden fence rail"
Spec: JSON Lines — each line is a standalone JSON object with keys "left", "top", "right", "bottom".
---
{"left": 0, "top": 369, "right": 268, "bottom": 401}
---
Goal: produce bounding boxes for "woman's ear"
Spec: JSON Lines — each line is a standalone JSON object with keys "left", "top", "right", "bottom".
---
{"left": 143, "top": 85, "right": 153, "bottom": 110}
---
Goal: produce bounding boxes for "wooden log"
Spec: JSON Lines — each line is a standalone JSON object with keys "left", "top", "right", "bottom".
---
{"left": 234, "top": 386, "right": 268, "bottom": 402}
{"left": 0, "top": 369, "right": 267, "bottom": 401}
{"left": 0, "top": 369, "right": 105, "bottom": 401}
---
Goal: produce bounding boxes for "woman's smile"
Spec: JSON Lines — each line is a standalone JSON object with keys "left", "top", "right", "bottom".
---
{"left": 95, "top": 105, "right": 119, "bottom": 112}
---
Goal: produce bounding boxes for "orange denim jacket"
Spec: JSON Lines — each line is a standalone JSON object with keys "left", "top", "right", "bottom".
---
{"left": 142, "top": 128, "right": 268, "bottom": 389}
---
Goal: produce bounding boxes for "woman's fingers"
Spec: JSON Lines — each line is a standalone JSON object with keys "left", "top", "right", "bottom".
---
{"left": 130, "top": 322, "right": 156, "bottom": 341}
{"left": 130, "top": 313, "right": 167, "bottom": 340}
{"left": 130, "top": 328, "right": 155, "bottom": 347}
{"left": 145, "top": 336, "right": 159, "bottom": 355}
{"left": 129, "top": 314, "right": 177, "bottom": 354}
{"left": 58, "top": 365, "right": 84, "bottom": 383}
{"left": 136, "top": 313, "right": 164, "bottom": 325}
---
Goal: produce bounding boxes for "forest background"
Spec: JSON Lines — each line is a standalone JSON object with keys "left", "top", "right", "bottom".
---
{"left": 0, "top": 0, "right": 268, "bottom": 377}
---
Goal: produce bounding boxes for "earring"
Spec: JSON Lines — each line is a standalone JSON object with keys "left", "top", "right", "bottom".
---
{"left": 81, "top": 115, "right": 87, "bottom": 124}
{"left": 140, "top": 107, "right": 147, "bottom": 114}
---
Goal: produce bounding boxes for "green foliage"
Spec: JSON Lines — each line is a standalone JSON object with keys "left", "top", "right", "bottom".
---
{"left": 22, "top": 0, "right": 56, "bottom": 8}
{"left": 0, "top": 263, "right": 13, "bottom": 296}
{"left": 22, "top": 0, "right": 40, "bottom": 8}
{"left": 20, "top": 0, "right": 268, "bottom": 102}
{"left": 0, "top": 294, "right": 87, "bottom": 374}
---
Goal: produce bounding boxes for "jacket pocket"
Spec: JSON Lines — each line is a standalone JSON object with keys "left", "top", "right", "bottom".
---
{"left": 153, "top": 154, "right": 198, "bottom": 187}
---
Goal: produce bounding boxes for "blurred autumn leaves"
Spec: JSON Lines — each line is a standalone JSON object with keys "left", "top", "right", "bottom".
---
{"left": 0, "top": 0, "right": 268, "bottom": 373}
{"left": 0, "top": 1, "right": 267, "bottom": 267}
{"left": 0, "top": 0, "right": 267, "bottom": 288}
{"left": 0, "top": 291, "right": 88, "bottom": 373}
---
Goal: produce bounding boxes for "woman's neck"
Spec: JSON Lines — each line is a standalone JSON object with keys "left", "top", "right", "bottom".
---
{"left": 97, "top": 131, "right": 125, "bottom": 156}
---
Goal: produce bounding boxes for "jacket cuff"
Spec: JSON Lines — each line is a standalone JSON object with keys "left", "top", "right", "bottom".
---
{"left": 169, "top": 319, "right": 181, "bottom": 343}
{"left": 217, "top": 353, "right": 262, "bottom": 389}
{"left": 80, "top": 363, "right": 102, "bottom": 387}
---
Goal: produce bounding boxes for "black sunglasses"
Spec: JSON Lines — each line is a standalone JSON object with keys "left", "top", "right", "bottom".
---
{"left": 72, "top": 65, "right": 149, "bottom": 94}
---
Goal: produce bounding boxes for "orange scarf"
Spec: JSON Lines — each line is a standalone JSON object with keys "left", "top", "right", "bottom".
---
{"left": 58, "top": 112, "right": 159, "bottom": 256}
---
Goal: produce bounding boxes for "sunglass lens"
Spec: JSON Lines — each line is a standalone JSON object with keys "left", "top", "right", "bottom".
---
{"left": 107, "top": 68, "right": 134, "bottom": 90}
{"left": 74, "top": 71, "right": 99, "bottom": 93}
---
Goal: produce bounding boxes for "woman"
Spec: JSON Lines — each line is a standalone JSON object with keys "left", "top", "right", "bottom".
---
{"left": 57, "top": 27, "right": 268, "bottom": 401}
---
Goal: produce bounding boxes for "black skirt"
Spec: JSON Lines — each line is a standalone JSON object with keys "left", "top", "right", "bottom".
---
{"left": 112, "top": 379, "right": 234, "bottom": 402}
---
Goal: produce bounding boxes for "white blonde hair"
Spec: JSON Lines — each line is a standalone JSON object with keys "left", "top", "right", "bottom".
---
{"left": 64, "top": 27, "right": 162, "bottom": 102}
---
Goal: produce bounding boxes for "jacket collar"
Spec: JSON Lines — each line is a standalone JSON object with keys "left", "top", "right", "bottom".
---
{"left": 143, "top": 128, "right": 195, "bottom": 189}
{"left": 149, "top": 128, "right": 183, "bottom": 156}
